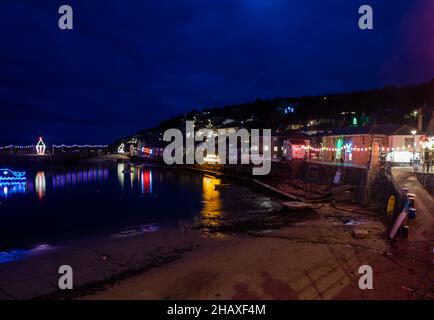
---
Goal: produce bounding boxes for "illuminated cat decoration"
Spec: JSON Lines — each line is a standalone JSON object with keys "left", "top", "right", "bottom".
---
{"left": 118, "top": 143, "right": 125, "bottom": 154}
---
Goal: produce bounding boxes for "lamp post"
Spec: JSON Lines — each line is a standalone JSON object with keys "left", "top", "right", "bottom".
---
{"left": 411, "top": 130, "right": 417, "bottom": 173}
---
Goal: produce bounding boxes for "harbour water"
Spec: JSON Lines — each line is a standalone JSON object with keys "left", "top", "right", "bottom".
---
{"left": 0, "top": 163, "right": 226, "bottom": 251}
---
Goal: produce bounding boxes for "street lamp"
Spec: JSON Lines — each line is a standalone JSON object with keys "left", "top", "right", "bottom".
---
{"left": 411, "top": 130, "right": 417, "bottom": 173}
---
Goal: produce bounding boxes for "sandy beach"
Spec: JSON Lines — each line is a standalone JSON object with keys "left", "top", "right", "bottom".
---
{"left": 1, "top": 191, "right": 432, "bottom": 300}
{"left": 81, "top": 207, "right": 433, "bottom": 300}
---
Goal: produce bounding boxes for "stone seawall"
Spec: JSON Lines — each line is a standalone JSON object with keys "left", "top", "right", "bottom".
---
{"left": 195, "top": 160, "right": 367, "bottom": 184}
{"left": 272, "top": 162, "right": 405, "bottom": 214}
{"left": 196, "top": 160, "right": 369, "bottom": 202}
{"left": 190, "top": 161, "right": 404, "bottom": 215}
{"left": 415, "top": 172, "right": 434, "bottom": 195}
{"left": 371, "top": 174, "right": 406, "bottom": 217}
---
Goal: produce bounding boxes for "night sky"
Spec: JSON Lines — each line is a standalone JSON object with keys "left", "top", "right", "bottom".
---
{"left": 1, "top": 0, "right": 433, "bottom": 144}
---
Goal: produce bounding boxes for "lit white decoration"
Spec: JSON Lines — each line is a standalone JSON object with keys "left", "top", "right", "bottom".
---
{"left": 36, "top": 137, "right": 46, "bottom": 155}
{"left": 422, "top": 137, "right": 434, "bottom": 150}
{"left": 118, "top": 143, "right": 125, "bottom": 154}
{"left": 53, "top": 144, "right": 108, "bottom": 148}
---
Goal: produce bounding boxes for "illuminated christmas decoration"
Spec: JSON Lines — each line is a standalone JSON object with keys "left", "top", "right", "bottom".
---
{"left": 283, "top": 105, "right": 296, "bottom": 114}
{"left": 352, "top": 117, "right": 358, "bottom": 126}
{"left": 0, "top": 145, "right": 34, "bottom": 150}
{"left": 335, "top": 138, "right": 344, "bottom": 159}
{"left": 322, "top": 143, "right": 378, "bottom": 153}
{"left": 0, "top": 168, "right": 26, "bottom": 196}
{"left": 36, "top": 137, "right": 46, "bottom": 155}
{"left": 345, "top": 142, "right": 353, "bottom": 153}
{"left": 53, "top": 144, "right": 108, "bottom": 148}
{"left": 0, "top": 169, "right": 26, "bottom": 181}
{"left": 421, "top": 137, "right": 434, "bottom": 150}
{"left": 118, "top": 143, "right": 125, "bottom": 154}
{"left": 142, "top": 147, "right": 153, "bottom": 155}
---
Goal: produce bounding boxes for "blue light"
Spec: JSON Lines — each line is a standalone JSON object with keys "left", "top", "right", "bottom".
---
{"left": 0, "top": 249, "right": 32, "bottom": 264}
{"left": 283, "top": 104, "right": 296, "bottom": 115}
{"left": 345, "top": 142, "right": 353, "bottom": 153}
{"left": 0, "top": 182, "right": 27, "bottom": 197}
{"left": 0, "top": 169, "right": 26, "bottom": 181}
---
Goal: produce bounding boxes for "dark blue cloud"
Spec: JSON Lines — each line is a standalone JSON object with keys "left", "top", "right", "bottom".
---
{"left": 0, "top": 0, "right": 431, "bottom": 144}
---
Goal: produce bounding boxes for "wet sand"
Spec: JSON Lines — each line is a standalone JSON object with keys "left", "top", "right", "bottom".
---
{"left": 82, "top": 206, "right": 433, "bottom": 300}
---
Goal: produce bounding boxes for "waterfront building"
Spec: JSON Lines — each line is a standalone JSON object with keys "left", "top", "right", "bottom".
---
{"left": 137, "top": 135, "right": 165, "bottom": 158}
{"left": 272, "top": 131, "right": 311, "bottom": 160}
{"left": 386, "top": 125, "right": 423, "bottom": 165}
{"left": 321, "top": 125, "right": 418, "bottom": 166}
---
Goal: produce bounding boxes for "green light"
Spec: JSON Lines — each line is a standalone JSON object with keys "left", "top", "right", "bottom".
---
{"left": 335, "top": 138, "right": 343, "bottom": 159}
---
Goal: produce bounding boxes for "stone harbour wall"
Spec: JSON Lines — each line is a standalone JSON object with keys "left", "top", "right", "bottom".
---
{"left": 197, "top": 160, "right": 369, "bottom": 202}
{"left": 196, "top": 160, "right": 367, "bottom": 186}
{"left": 193, "top": 160, "right": 406, "bottom": 214}
{"left": 371, "top": 174, "right": 407, "bottom": 217}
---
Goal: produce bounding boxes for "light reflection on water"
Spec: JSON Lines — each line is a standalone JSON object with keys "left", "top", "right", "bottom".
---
{"left": 0, "top": 182, "right": 27, "bottom": 198}
{"left": 140, "top": 169, "right": 152, "bottom": 194}
{"left": 0, "top": 164, "right": 161, "bottom": 200}
{"left": 0, "top": 244, "right": 53, "bottom": 264}
{"left": 0, "top": 164, "right": 215, "bottom": 207}
{"left": 51, "top": 168, "right": 108, "bottom": 189}
{"left": 35, "top": 171, "right": 46, "bottom": 201}
{"left": 0, "top": 165, "right": 218, "bottom": 221}
{"left": 0, "top": 163, "right": 227, "bottom": 261}
{"left": 201, "top": 176, "right": 222, "bottom": 228}
{"left": 117, "top": 163, "right": 125, "bottom": 188}
{"left": 0, "top": 167, "right": 111, "bottom": 199}
{"left": 0, "top": 249, "right": 31, "bottom": 264}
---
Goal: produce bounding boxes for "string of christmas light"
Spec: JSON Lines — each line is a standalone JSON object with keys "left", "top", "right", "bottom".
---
{"left": 53, "top": 144, "right": 108, "bottom": 148}
{"left": 320, "top": 145, "right": 416, "bottom": 152}
{"left": 0, "top": 145, "right": 34, "bottom": 150}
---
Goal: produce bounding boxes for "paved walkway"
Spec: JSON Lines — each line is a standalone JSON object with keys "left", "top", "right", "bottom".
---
{"left": 392, "top": 167, "right": 434, "bottom": 242}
